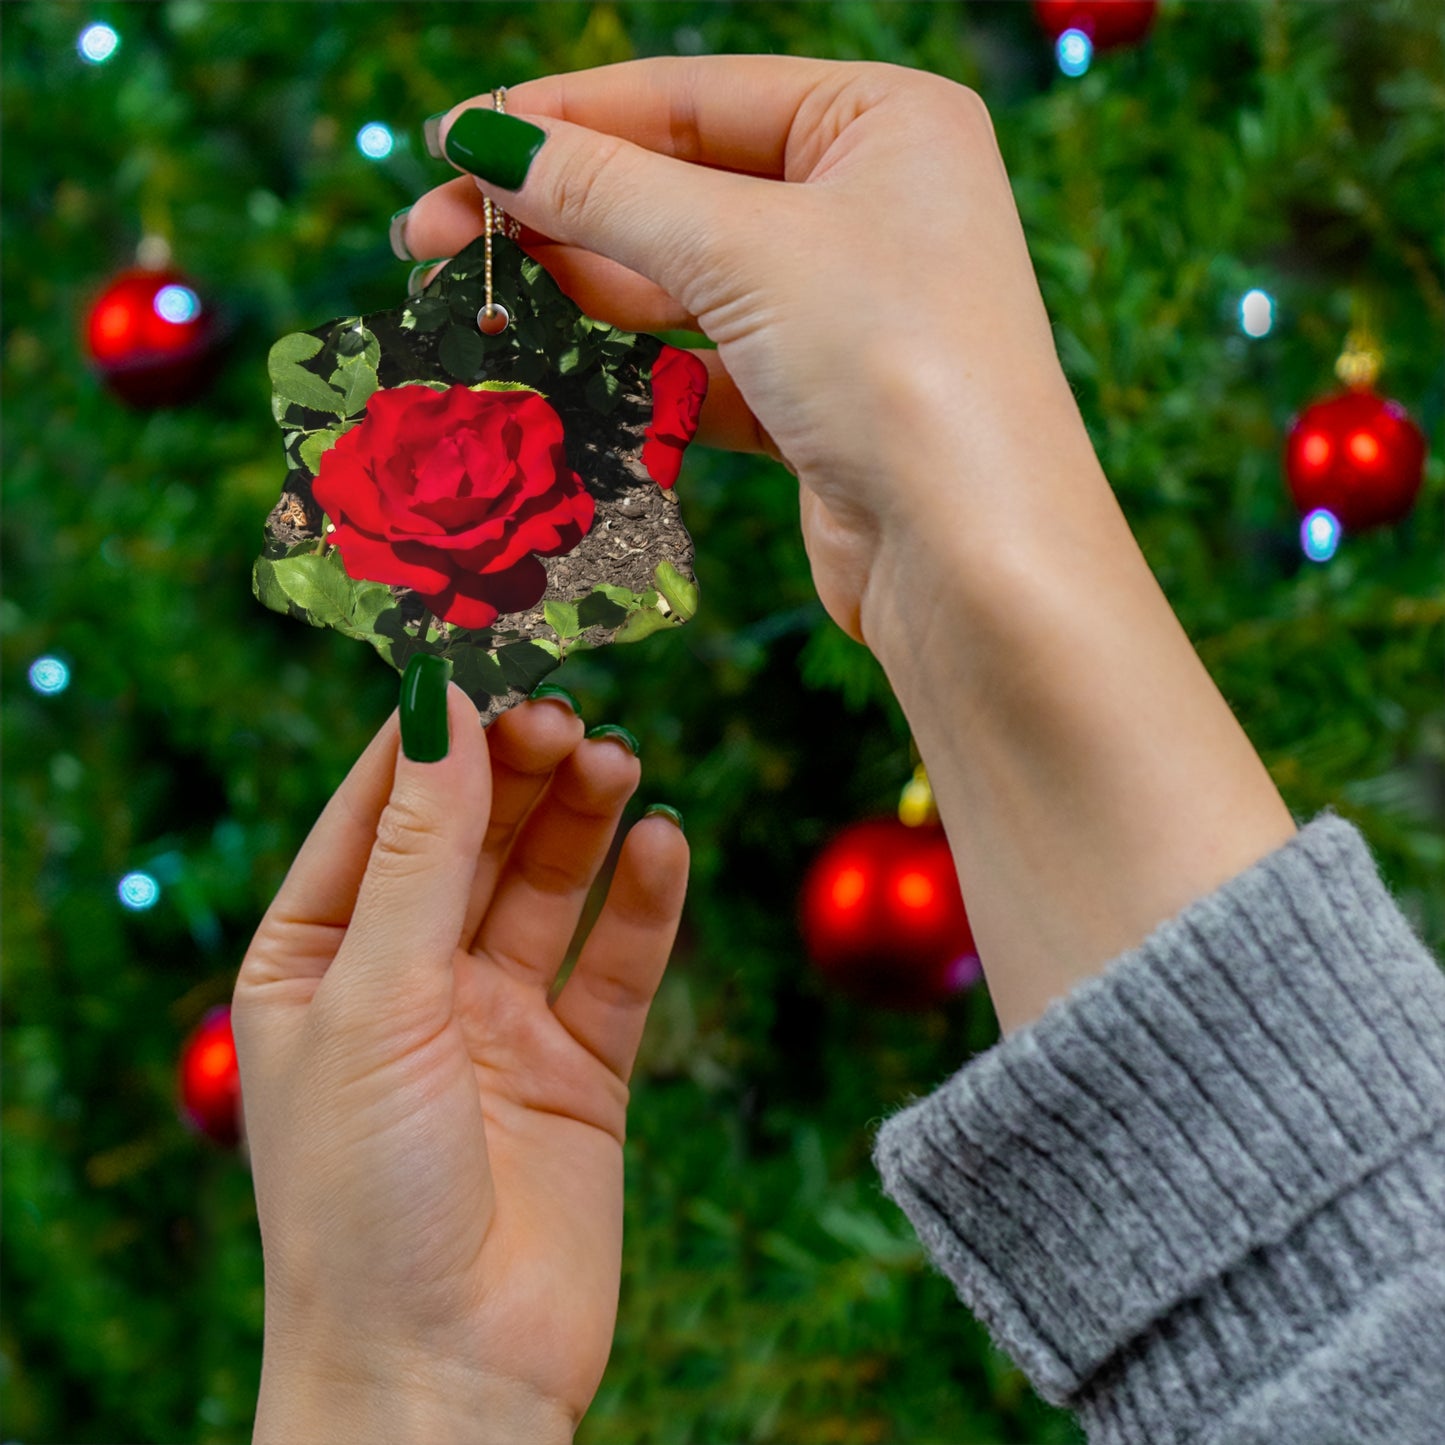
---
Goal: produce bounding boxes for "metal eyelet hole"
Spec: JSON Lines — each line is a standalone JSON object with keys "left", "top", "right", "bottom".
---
{"left": 477, "top": 303, "right": 510, "bottom": 336}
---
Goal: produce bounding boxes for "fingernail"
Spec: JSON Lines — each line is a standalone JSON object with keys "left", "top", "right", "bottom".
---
{"left": 422, "top": 111, "right": 447, "bottom": 160}
{"left": 529, "top": 682, "right": 582, "bottom": 716}
{"left": 407, "top": 259, "right": 450, "bottom": 298}
{"left": 400, "top": 654, "right": 451, "bottom": 762}
{"left": 585, "top": 723, "right": 639, "bottom": 756}
{"left": 443, "top": 107, "right": 546, "bottom": 191}
{"left": 644, "top": 803, "right": 684, "bottom": 834}
{"left": 388, "top": 207, "right": 413, "bottom": 262}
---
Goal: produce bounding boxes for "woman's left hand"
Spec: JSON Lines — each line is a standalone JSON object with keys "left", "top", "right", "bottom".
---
{"left": 233, "top": 687, "right": 687, "bottom": 1444}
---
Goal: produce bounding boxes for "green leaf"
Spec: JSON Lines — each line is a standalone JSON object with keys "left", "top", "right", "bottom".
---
{"left": 450, "top": 647, "right": 508, "bottom": 699}
{"left": 496, "top": 641, "right": 559, "bottom": 694}
{"left": 471, "top": 380, "right": 542, "bottom": 395}
{"left": 576, "top": 590, "right": 629, "bottom": 630}
{"left": 543, "top": 599, "right": 581, "bottom": 639}
{"left": 267, "top": 550, "right": 356, "bottom": 627}
{"left": 268, "top": 333, "right": 346, "bottom": 414}
{"left": 511, "top": 351, "right": 549, "bottom": 386}
{"left": 595, "top": 583, "right": 649, "bottom": 607}
{"left": 614, "top": 607, "right": 677, "bottom": 644}
{"left": 269, "top": 332, "right": 324, "bottom": 365}
{"left": 585, "top": 369, "right": 622, "bottom": 415}
{"left": 448, "top": 281, "right": 484, "bottom": 320}
{"left": 328, "top": 359, "right": 378, "bottom": 417}
{"left": 438, "top": 326, "right": 487, "bottom": 381}
{"left": 332, "top": 321, "right": 380, "bottom": 367}
{"left": 556, "top": 344, "right": 582, "bottom": 375}
{"left": 400, "top": 297, "right": 450, "bottom": 333}
{"left": 252, "top": 557, "right": 289, "bottom": 615}
{"left": 298, "top": 424, "right": 351, "bottom": 474}
{"left": 654, "top": 561, "right": 699, "bottom": 621}
{"left": 335, "top": 582, "right": 399, "bottom": 641}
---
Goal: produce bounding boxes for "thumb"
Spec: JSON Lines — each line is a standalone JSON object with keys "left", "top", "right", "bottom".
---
{"left": 439, "top": 103, "right": 765, "bottom": 320}
{"left": 327, "top": 662, "right": 489, "bottom": 1025}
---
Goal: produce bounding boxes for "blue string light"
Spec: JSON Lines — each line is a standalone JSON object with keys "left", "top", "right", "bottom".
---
{"left": 1301, "top": 508, "right": 1341, "bottom": 563}
{"left": 78, "top": 22, "right": 120, "bottom": 64}
{"left": 153, "top": 284, "right": 201, "bottom": 324}
{"left": 28, "top": 657, "right": 71, "bottom": 695}
{"left": 356, "top": 122, "right": 395, "bottom": 160}
{"left": 1057, "top": 28, "right": 1093, "bottom": 77}
{"left": 118, "top": 871, "right": 161, "bottom": 911}
{"left": 1240, "top": 289, "right": 1275, "bottom": 338}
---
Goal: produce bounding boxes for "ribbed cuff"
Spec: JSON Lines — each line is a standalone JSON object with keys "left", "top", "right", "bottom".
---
{"left": 872, "top": 813, "right": 1445, "bottom": 1427}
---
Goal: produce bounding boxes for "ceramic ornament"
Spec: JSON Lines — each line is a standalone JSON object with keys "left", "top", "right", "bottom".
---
{"left": 255, "top": 233, "right": 709, "bottom": 722}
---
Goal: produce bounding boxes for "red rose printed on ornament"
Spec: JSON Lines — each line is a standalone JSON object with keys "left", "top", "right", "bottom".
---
{"left": 641, "top": 345, "right": 708, "bottom": 489}
{"left": 312, "top": 384, "right": 595, "bottom": 629}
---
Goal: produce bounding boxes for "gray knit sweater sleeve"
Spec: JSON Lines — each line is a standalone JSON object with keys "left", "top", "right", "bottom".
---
{"left": 872, "top": 813, "right": 1445, "bottom": 1444}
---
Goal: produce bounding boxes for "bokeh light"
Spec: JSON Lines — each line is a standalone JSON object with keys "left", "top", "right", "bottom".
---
{"left": 1057, "top": 28, "right": 1093, "bottom": 77}
{"left": 1301, "top": 508, "right": 1341, "bottom": 563}
{"left": 28, "top": 656, "right": 71, "bottom": 695}
{"left": 356, "top": 122, "right": 395, "bottom": 159}
{"left": 1240, "top": 288, "right": 1274, "bottom": 338}
{"left": 153, "top": 284, "right": 201, "bottom": 324}
{"left": 78, "top": 22, "right": 119, "bottom": 64}
{"left": 895, "top": 871, "right": 936, "bottom": 911}
{"left": 945, "top": 952, "right": 983, "bottom": 992}
{"left": 118, "top": 871, "right": 161, "bottom": 910}
{"left": 830, "top": 866, "right": 867, "bottom": 911}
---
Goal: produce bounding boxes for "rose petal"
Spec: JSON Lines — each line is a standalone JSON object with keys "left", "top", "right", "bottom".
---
{"left": 420, "top": 584, "right": 499, "bottom": 631}
{"left": 330, "top": 523, "right": 452, "bottom": 593}
{"left": 642, "top": 435, "right": 684, "bottom": 489}
{"left": 443, "top": 553, "right": 549, "bottom": 622}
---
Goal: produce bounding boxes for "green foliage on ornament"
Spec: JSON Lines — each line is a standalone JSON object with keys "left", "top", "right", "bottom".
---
{"left": 268, "top": 322, "right": 382, "bottom": 421}
{"left": 251, "top": 548, "right": 400, "bottom": 645}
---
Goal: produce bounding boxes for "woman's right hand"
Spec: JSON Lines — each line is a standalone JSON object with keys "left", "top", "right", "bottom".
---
{"left": 401, "top": 57, "right": 1098, "bottom": 643}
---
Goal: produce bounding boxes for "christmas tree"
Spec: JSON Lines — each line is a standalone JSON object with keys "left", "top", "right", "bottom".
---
{"left": 3, "top": 3, "right": 1439, "bottom": 1442}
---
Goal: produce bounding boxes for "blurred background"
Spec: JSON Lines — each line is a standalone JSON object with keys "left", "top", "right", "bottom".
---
{"left": 2, "top": 2, "right": 1440, "bottom": 1442}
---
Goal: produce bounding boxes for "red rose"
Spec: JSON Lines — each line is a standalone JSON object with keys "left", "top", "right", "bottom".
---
{"left": 313, "top": 384, "right": 594, "bottom": 629}
{"left": 641, "top": 345, "right": 708, "bottom": 489}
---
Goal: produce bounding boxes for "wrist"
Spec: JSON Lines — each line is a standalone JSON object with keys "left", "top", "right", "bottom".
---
{"left": 254, "top": 1342, "right": 574, "bottom": 1445}
{"left": 856, "top": 404, "right": 1293, "bottom": 1033}
{"left": 857, "top": 376, "right": 1120, "bottom": 677}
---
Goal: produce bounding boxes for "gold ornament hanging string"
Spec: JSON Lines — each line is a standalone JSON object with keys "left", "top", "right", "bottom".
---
{"left": 478, "top": 87, "right": 520, "bottom": 335}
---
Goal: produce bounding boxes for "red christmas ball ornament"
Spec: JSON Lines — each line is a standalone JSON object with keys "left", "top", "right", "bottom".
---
{"left": 1284, "top": 389, "right": 1426, "bottom": 533}
{"left": 800, "top": 818, "right": 980, "bottom": 1010}
{"left": 1034, "top": 0, "right": 1158, "bottom": 50}
{"left": 85, "top": 267, "right": 219, "bottom": 406}
{"left": 178, "top": 1005, "right": 242, "bottom": 1147}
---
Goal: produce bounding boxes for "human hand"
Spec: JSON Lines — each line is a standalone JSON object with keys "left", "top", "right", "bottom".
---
{"left": 233, "top": 681, "right": 687, "bottom": 1443}
{"left": 401, "top": 58, "right": 1293, "bottom": 1040}
{"left": 401, "top": 56, "right": 1095, "bottom": 643}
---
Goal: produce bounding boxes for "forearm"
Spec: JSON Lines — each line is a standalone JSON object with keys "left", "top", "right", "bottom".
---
{"left": 860, "top": 384, "right": 1295, "bottom": 1033}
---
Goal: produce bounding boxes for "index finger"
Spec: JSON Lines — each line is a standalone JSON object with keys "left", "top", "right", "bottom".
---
{"left": 463, "top": 55, "right": 850, "bottom": 180}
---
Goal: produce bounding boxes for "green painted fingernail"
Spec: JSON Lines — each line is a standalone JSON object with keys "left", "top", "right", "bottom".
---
{"left": 407, "top": 259, "right": 450, "bottom": 298}
{"left": 644, "top": 803, "right": 684, "bottom": 833}
{"left": 400, "top": 654, "right": 450, "bottom": 762}
{"left": 422, "top": 112, "right": 446, "bottom": 160}
{"left": 443, "top": 107, "right": 546, "bottom": 191}
{"left": 529, "top": 682, "right": 581, "bottom": 716}
{"left": 585, "top": 723, "right": 639, "bottom": 756}
{"left": 388, "top": 206, "right": 412, "bottom": 261}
